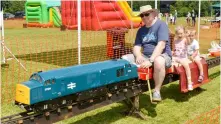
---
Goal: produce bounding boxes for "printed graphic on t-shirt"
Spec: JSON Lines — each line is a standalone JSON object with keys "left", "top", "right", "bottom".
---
{"left": 187, "top": 39, "right": 200, "bottom": 56}
{"left": 142, "top": 32, "right": 157, "bottom": 43}
{"left": 174, "top": 44, "right": 187, "bottom": 58}
{"left": 187, "top": 45, "right": 194, "bottom": 55}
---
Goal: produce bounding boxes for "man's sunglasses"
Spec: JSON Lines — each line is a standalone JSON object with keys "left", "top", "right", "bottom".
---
{"left": 140, "top": 13, "right": 150, "bottom": 18}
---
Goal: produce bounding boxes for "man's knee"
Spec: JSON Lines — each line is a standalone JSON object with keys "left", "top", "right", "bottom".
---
{"left": 154, "top": 56, "right": 165, "bottom": 70}
{"left": 121, "top": 54, "right": 135, "bottom": 63}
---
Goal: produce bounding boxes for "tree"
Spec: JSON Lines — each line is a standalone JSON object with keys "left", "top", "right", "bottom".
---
{"left": 10, "top": 1, "right": 26, "bottom": 13}
{"left": 170, "top": 5, "right": 175, "bottom": 15}
{"left": 1, "top": 1, "right": 12, "bottom": 12}
{"left": 2, "top": 1, "right": 25, "bottom": 14}
{"left": 127, "top": 1, "right": 156, "bottom": 11}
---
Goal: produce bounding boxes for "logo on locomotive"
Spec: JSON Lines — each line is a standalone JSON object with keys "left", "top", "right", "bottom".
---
{"left": 67, "top": 82, "right": 76, "bottom": 89}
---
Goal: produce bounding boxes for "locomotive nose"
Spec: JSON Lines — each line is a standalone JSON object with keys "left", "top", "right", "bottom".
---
{"left": 15, "top": 83, "right": 30, "bottom": 105}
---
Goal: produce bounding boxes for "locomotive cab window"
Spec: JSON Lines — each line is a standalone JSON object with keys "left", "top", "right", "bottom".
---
{"left": 44, "top": 80, "right": 50, "bottom": 86}
{"left": 117, "top": 68, "right": 124, "bottom": 77}
{"left": 125, "top": 64, "right": 131, "bottom": 68}
{"left": 30, "top": 74, "right": 43, "bottom": 83}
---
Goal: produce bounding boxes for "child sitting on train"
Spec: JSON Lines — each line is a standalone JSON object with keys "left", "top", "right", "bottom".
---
{"left": 187, "top": 29, "right": 204, "bottom": 82}
{"left": 172, "top": 26, "right": 193, "bottom": 91}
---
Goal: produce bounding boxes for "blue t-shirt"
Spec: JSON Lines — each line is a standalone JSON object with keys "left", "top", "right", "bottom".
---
{"left": 134, "top": 19, "right": 172, "bottom": 57}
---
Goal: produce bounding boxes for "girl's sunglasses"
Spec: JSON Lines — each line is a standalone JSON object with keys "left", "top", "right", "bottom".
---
{"left": 140, "top": 13, "right": 150, "bottom": 18}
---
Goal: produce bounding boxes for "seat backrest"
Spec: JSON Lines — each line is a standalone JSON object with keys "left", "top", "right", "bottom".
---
{"left": 169, "top": 33, "right": 175, "bottom": 51}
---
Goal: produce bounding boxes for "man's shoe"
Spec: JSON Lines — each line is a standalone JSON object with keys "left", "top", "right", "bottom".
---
{"left": 152, "top": 91, "right": 162, "bottom": 102}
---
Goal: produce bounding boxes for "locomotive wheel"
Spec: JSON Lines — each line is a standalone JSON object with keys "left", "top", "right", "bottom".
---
{"left": 49, "top": 104, "right": 58, "bottom": 110}
{"left": 33, "top": 105, "right": 44, "bottom": 113}
{"left": 67, "top": 100, "right": 73, "bottom": 106}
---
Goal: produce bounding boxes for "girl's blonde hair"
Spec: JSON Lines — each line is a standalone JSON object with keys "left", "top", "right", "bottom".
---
{"left": 190, "top": 29, "right": 196, "bottom": 35}
{"left": 175, "top": 26, "right": 185, "bottom": 34}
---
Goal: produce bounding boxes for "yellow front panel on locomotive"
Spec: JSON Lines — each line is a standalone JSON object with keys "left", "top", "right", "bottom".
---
{"left": 15, "top": 84, "right": 30, "bottom": 105}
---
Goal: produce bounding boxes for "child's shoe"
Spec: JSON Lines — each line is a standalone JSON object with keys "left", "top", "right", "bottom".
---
{"left": 198, "top": 75, "right": 204, "bottom": 82}
{"left": 188, "top": 83, "right": 193, "bottom": 91}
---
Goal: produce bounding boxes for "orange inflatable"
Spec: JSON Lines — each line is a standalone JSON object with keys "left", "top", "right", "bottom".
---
{"left": 61, "top": 1, "right": 141, "bottom": 30}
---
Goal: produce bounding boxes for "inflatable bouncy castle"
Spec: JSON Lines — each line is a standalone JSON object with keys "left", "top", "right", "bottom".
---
{"left": 25, "top": 0, "right": 62, "bottom": 27}
{"left": 61, "top": 1, "right": 142, "bottom": 30}
{"left": 24, "top": 1, "right": 141, "bottom": 30}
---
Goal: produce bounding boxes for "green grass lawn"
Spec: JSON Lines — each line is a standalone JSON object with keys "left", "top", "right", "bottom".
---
{"left": 1, "top": 17, "right": 220, "bottom": 123}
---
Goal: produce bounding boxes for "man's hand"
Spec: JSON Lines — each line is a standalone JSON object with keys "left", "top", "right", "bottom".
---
{"left": 136, "top": 55, "right": 146, "bottom": 65}
{"left": 140, "top": 60, "right": 152, "bottom": 68}
{"left": 189, "top": 55, "right": 194, "bottom": 61}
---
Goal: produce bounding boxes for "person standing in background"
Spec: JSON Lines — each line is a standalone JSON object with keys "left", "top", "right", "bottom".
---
{"left": 191, "top": 10, "right": 196, "bottom": 27}
{"left": 186, "top": 12, "right": 191, "bottom": 26}
{"left": 169, "top": 14, "right": 173, "bottom": 25}
{"left": 158, "top": 11, "right": 163, "bottom": 20}
{"left": 174, "top": 10, "right": 177, "bottom": 25}
{"left": 165, "top": 13, "right": 169, "bottom": 25}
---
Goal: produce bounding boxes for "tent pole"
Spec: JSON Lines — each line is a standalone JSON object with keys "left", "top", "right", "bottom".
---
{"left": 77, "top": 0, "right": 81, "bottom": 65}
{"left": 130, "top": 0, "right": 133, "bottom": 43}
{"left": 155, "top": 0, "right": 157, "bottom": 9}
{"left": 197, "top": 0, "right": 201, "bottom": 42}
{"left": 1, "top": 8, "right": 6, "bottom": 64}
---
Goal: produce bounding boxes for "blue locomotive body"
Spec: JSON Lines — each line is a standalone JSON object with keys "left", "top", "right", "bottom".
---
{"left": 15, "top": 59, "right": 138, "bottom": 105}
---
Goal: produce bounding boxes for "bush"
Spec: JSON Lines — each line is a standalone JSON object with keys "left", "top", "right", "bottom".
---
{"left": 178, "top": 7, "right": 190, "bottom": 17}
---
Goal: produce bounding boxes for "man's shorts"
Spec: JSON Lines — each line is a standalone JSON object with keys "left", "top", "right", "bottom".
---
{"left": 160, "top": 53, "right": 172, "bottom": 68}
{"left": 122, "top": 53, "right": 172, "bottom": 68}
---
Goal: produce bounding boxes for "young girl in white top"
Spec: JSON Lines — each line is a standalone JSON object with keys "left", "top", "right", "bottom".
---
{"left": 187, "top": 29, "right": 204, "bottom": 82}
{"left": 170, "top": 14, "right": 173, "bottom": 24}
{"left": 173, "top": 26, "right": 193, "bottom": 91}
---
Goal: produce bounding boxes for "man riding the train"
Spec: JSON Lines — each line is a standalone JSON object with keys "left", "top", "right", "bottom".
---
{"left": 122, "top": 5, "right": 172, "bottom": 102}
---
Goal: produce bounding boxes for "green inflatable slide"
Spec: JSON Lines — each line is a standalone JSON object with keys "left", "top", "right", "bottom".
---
{"left": 25, "top": 0, "right": 61, "bottom": 27}
{"left": 50, "top": 7, "right": 62, "bottom": 27}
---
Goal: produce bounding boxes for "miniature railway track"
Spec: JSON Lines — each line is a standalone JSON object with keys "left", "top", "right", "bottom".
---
{"left": 206, "top": 57, "right": 220, "bottom": 68}
{"left": 2, "top": 86, "right": 144, "bottom": 124}
{"left": 1, "top": 57, "right": 220, "bottom": 124}
{"left": 1, "top": 111, "right": 38, "bottom": 124}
